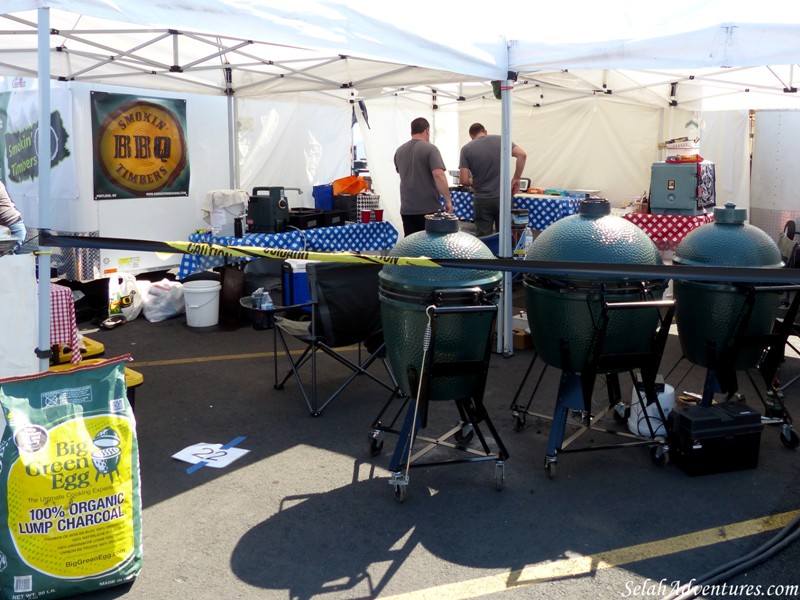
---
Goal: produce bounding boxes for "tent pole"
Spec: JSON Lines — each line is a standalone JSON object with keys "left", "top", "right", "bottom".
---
{"left": 225, "top": 66, "right": 238, "bottom": 189}
{"left": 498, "top": 78, "right": 513, "bottom": 357}
{"left": 227, "top": 94, "right": 238, "bottom": 188}
{"left": 36, "top": 7, "right": 52, "bottom": 373}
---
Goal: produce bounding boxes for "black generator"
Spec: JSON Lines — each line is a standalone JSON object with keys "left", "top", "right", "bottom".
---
{"left": 246, "top": 187, "right": 289, "bottom": 234}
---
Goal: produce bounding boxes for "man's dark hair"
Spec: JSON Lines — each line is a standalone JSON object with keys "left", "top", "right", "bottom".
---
{"left": 468, "top": 122, "right": 486, "bottom": 137}
{"left": 411, "top": 117, "right": 430, "bottom": 135}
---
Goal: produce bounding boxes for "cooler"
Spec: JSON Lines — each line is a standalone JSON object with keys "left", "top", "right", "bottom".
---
{"left": 282, "top": 259, "right": 321, "bottom": 309}
{"left": 667, "top": 401, "right": 763, "bottom": 476}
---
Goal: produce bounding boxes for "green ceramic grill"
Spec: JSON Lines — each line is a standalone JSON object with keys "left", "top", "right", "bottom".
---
{"left": 379, "top": 213, "right": 501, "bottom": 399}
{"left": 523, "top": 197, "right": 666, "bottom": 372}
{"left": 673, "top": 202, "right": 783, "bottom": 369}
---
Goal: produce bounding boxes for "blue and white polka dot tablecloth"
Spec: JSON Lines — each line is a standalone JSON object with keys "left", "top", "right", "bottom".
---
{"left": 178, "top": 222, "right": 399, "bottom": 279}
{"left": 448, "top": 191, "right": 581, "bottom": 229}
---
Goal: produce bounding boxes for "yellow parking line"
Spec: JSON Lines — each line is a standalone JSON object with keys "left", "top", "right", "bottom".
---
{"left": 131, "top": 352, "right": 278, "bottom": 367}
{"left": 382, "top": 509, "right": 800, "bottom": 599}
{"left": 131, "top": 346, "right": 359, "bottom": 368}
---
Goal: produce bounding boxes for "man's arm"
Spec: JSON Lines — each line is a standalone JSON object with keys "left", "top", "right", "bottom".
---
{"left": 459, "top": 167, "right": 472, "bottom": 188}
{"left": 432, "top": 168, "right": 454, "bottom": 213}
{"left": 511, "top": 145, "right": 528, "bottom": 195}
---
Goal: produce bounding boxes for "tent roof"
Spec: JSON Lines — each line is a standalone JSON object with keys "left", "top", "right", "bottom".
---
{"left": 2, "top": 1, "right": 800, "bottom": 110}
{"left": 0, "top": 1, "right": 506, "bottom": 96}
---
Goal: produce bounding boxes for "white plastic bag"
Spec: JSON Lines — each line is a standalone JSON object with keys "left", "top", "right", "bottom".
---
{"left": 108, "top": 273, "right": 144, "bottom": 321}
{"left": 142, "top": 279, "right": 185, "bottom": 323}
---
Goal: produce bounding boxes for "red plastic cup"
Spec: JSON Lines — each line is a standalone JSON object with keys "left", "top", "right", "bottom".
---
{"left": 373, "top": 209, "right": 383, "bottom": 222}
{"left": 361, "top": 210, "right": 371, "bottom": 223}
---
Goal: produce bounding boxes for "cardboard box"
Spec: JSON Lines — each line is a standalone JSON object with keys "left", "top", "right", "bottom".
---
{"left": 513, "top": 328, "right": 533, "bottom": 350}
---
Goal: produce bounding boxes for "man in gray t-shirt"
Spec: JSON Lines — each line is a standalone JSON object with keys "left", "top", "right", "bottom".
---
{"left": 459, "top": 122, "right": 527, "bottom": 238}
{"left": 394, "top": 117, "right": 453, "bottom": 236}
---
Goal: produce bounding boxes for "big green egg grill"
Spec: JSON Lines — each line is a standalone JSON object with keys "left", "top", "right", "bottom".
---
{"left": 523, "top": 197, "right": 667, "bottom": 372}
{"left": 672, "top": 202, "right": 783, "bottom": 371}
{"left": 379, "top": 213, "right": 501, "bottom": 400}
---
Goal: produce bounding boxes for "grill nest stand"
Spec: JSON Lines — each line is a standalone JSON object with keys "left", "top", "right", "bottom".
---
{"left": 510, "top": 287, "right": 675, "bottom": 478}
{"left": 665, "top": 283, "right": 800, "bottom": 449}
{"left": 377, "top": 296, "right": 509, "bottom": 503}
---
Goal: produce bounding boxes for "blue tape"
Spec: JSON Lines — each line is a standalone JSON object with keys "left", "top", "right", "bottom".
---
{"left": 186, "top": 436, "right": 247, "bottom": 474}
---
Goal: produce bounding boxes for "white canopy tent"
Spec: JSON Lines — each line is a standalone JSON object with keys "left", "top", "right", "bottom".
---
{"left": 2, "top": 0, "right": 800, "bottom": 368}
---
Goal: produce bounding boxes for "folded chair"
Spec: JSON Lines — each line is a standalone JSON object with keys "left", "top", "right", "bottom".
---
{"left": 775, "top": 220, "right": 800, "bottom": 351}
{"left": 273, "top": 261, "right": 400, "bottom": 416}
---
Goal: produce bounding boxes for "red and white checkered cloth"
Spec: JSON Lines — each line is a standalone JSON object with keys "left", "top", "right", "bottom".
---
{"left": 623, "top": 212, "right": 715, "bottom": 252}
{"left": 50, "top": 283, "right": 81, "bottom": 364}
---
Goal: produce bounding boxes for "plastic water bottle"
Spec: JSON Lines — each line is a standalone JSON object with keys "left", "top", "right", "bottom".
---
{"left": 514, "top": 227, "right": 533, "bottom": 259}
{"left": 262, "top": 291, "right": 273, "bottom": 310}
{"left": 252, "top": 287, "right": 264, "bottom": 309}
{"left": 262, "top": 291, "right": 275, "bottom": 328}
{"left": 524, "top": 227, "right": 534, "bottom": 254}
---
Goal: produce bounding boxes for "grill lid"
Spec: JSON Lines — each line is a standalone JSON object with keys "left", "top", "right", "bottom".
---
{"left": 673, "top": 203, "right": 782, "bottom": 268}
{"left": 380, "top": 212, "right": 500, "bottom": 288}
{"left": 524, "top": 196, "right": 662, "bottom": 286}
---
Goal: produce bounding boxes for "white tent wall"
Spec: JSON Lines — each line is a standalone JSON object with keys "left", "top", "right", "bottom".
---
{"left": 236, "top": 93, "right": 353, "bottom": 203}
{"left": 433, "top": 95, "right": 692, "bottom": 206}
{"left": 698, "top": 110, "right": 751, "bottom": 212}
{"left": 339, "top": 91, "right": 749, "bottom": 236}
{"left": 353, "top": 94, "right": 461, "bottom": 234}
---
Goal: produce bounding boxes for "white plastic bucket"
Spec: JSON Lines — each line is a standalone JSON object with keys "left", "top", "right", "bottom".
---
{"left": 183, "top": 280, "right": 221, "bottom": 327}
{"left": 628, "top": 383, "right": 676, "bottom": 437}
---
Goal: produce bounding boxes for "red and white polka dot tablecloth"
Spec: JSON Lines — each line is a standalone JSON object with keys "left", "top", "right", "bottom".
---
{"left": 622, "top": 212, "right": 715, "bottom": 252}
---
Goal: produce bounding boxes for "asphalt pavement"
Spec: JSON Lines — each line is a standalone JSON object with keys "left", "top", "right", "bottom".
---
{"left": 54, "top": 284, "right": 800, "bottom": 600}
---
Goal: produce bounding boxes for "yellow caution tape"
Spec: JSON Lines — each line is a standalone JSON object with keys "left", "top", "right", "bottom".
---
{"left": 167, "top": 241, "right": 442, "bottom": 267}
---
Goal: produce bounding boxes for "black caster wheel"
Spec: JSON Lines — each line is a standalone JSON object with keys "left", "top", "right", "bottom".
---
{"left": 513, "top": 412, "right": 526, "bottom": 432}
{"left": 369, "top": 431, "right": 384, "bottom": 456}
{"left": 393, "top": 484, "right": 407, "bottom": 503}
{"left": 544, "top": 456, "right": 557, "bottom": 479}
{"left": 650, "top": 445, "right": 669, "bottom": 466}
{"left": 780, "top": 428, "right": 800, "bottom": 449}
{"left": 494, "top": 461, "right": 505, "bottom": 491}
{"left": 454, "top": 423, "right": 474, "bottom": 444}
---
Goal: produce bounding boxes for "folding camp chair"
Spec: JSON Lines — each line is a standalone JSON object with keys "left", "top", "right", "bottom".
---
{"left": 769, "top": 220, "right": 800, "bottom": 395}
{"left": 272, "top": 262, "right": 400, "bottom": 416}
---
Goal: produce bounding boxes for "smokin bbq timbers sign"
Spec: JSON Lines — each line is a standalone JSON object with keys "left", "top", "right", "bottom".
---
{"left": 92, "top": 92, "right": 189, "bottom": 200}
